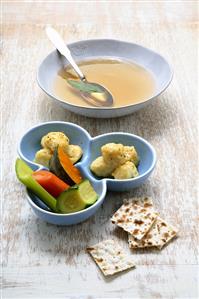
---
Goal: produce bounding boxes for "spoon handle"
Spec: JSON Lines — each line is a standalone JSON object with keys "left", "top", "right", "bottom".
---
{"left": 45, "top": 26, "right": 85, "bottom": 81}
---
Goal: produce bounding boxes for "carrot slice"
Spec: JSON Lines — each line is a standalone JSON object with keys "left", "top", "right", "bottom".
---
{"left": 58, "top": 146, "right": 83, "bottom": 184}
{"left": 32, "top": 170, "right": 70, "bottom": 198}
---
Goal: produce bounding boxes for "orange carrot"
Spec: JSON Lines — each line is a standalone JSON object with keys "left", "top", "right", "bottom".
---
{"left": 32, "top": 170, "right": 70, "bottom": 198}
{"left": 58, "top": 146, "right": 83, "bottom": 184}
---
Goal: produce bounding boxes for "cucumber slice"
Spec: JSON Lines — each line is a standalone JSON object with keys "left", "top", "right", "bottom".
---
{"left": 56, "top": 180, "right": 98, "bottom": 214}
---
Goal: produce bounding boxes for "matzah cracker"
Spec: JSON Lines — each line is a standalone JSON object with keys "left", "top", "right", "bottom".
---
{"left": 128, "top": 217, "right": 160, "bottom": 248}
{"left": 111, "top": 203, "right": 158, "bottom": 240}
{"left": 128, "top": 216, "right": 178, "bottom": 249}
{"left": 155, "top": 217, "right": 178, "bottom": 249}
{"left": 124, "top": 196, "right": 154, "bottom": 210}
{"left": 87, "top": 239, "right": 135, "bottom": 276}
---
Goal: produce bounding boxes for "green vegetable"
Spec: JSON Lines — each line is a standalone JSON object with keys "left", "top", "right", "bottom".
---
{"left": 57, "top": 180, "right": 98, "bottom": 214}
{"left": 67, "top": 79, "right": 104, "bottom": 93}
{"left": 15, "top": 158, "right": 57, "bottom": 212}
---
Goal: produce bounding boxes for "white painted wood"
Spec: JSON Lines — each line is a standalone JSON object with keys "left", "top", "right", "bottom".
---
{"left": 1, "top": 2, "right": 198, "bottom": 298}
{"left": 2, "top": 265, "right": 198, "bottom": 298}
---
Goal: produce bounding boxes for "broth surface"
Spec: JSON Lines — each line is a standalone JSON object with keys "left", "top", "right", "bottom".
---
{"left": 53, "top": 59, "right": 156, "bottom": 108}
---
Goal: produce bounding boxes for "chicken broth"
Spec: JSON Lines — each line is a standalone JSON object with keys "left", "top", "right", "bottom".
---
{"left": 53, "top": 59, "right": 156, "bottom": 108}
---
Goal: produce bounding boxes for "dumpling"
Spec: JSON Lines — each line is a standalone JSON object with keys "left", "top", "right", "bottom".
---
{"left": 123, "top": 146, "right": 139, "bottom": 166}
{"left": 90, "top": 156, "right": 115, "bottom": 177}
{"left": 101, "top": 143, "right": 126, "bottom": 167}
{"left": 112, "top": 161, "right": 139, "bottom": 179}
{"left": 34, "top": 148, "right": 52, "bottom": 167}
{"left": 66, "top": 145, "right": 83, "bottom": 164}
{"left": 41, "top": 132, "right": 69, "bottom": 152}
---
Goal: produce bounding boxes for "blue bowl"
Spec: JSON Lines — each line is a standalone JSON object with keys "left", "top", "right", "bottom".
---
{"left": 37, "top": 39, "right": 173, "bottom": 118}
{"left": 18, "top": 121, "right": 156, "bottom": 225}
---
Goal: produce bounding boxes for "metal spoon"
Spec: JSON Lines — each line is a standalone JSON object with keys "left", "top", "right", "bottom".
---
{"left": 46, "top": 26, "right": 114, "bottom": 107}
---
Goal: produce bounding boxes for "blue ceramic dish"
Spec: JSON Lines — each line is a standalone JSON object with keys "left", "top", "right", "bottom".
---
{"left": 18, "top": 121, "right": 156, "bottom": 225}
{"left": 37, "top": 39, "right": 173, "bottom": 118}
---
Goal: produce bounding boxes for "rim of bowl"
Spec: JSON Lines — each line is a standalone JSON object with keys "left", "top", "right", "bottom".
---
{"left": 37, "top": 38, "right": 173, "bottom": 111}
{"left": 91, "top": 132, "right": 157, "bottom": 183}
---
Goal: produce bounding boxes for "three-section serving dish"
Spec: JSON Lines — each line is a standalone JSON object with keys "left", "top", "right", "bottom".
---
{"left": 18, "top": 121, "right": 156, "bottom": 225}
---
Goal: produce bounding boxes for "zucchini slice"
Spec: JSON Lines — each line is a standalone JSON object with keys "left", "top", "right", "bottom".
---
{"left": 57, "top": 180, "right": 98, "bottom": 214}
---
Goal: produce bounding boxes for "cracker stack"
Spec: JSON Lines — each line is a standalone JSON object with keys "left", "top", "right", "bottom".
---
{"left": 87, "top": 197, "right": 178, "bottom": 277}
{"left": 111, "top": 197, "right": 178, "bottom": 250}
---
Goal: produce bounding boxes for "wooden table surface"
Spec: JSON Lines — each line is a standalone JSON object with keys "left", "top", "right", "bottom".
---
{"left": 2, "top": 2, "right": 198, "bottom": 298}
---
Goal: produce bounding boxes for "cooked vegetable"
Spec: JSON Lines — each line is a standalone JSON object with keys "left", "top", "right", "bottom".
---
{"left": 58, "top": 146, "right": 83, "bottom": 184}
{"left": 49, "top": 146, "right": 82, "bottom": 185}
{"left": 41, "top": 132, "right": 69, "bottom": 152}
{"left": 15, "top": 159, "right": 57, "bottom": 212}
{"left": 90, "top": 156, "right": 115, "bottom": 177}
{"left": 34, "top": 148, "right": 52, "bottom": 167}
{"left": 57, "top": 180, "right": 98, "bottom": 213}
{"left": 112, "top": 161, "right": 139, "bottom": 179}
{"left": 66, "top": 144, "right": 83, "bottom": 164}
{"left": 49, "top": 148, "right": 74, "bottom": 185}
{"left": 32, "top": 170, "right": 70, "bottom": 198}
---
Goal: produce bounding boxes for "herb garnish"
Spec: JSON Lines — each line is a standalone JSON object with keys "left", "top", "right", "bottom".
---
{"left": 67, "top": 79, "right": 104, "bottom": 93}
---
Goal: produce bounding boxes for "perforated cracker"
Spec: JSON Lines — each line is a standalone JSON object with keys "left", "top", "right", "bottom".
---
{"left": 128, "top": 217, "right": 178, "bottom": 249}
{"left": 111, "top": 203, "right": 158, "bottom": 240}
{"left": 87, "top": 239, "right": 135, "bottom": 276}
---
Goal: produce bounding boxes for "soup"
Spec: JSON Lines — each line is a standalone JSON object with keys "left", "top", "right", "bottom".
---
{"left": 53, "top": 59, "right": 156, "bottom": 108}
